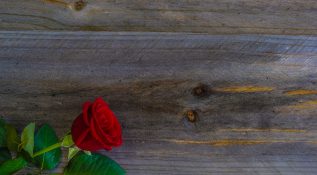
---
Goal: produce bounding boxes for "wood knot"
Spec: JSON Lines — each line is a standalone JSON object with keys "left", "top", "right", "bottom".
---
{"left": 74, "top": 0, "right": 86, "bottom": 11}
{"left": 192, "top": 84, "right": 209, "bottom": 97}
{"left": 185, "top": 110, "right": 198, "bottom": 123}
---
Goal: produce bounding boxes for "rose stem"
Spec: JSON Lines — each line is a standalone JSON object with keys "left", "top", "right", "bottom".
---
{"left": 32, "top": 142, "right": 62, "bottom": 158}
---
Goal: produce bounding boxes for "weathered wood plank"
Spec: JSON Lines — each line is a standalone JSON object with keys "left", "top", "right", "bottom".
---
{"left": 1, "top": 0, "right": 317, "bottom": 35}
{"left": 0, "top": 31, "right": 317, "bottom": 174}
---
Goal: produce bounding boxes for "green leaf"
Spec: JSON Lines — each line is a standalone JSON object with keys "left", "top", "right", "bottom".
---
{"left": 0, "top": 157, "right": 27, "bottom": 175}
{"left": 17, "top": 149, "right": 33, "bottom": 163}
{"left": 62, "top": 134, "right": 74, "bottom": 147}
{"left": 0, "top": 148, "right": 11, "bottom": 164}
{"left": 5, "top": 124, "right": 19, "bottom": 151}
{"left": 33, "top": 124, "right": 62, "bottom": 170}
{"left": 21, "top": 123, "right": 35, "bottom": 156}
{"left": 0, "top": 118, "right": 6, "bottom": 147}
{"left": 67, "top": 147, "right": 80, "bottom": 161}
{"left": 64, "top": 152, "right": 125, "bottom": 175}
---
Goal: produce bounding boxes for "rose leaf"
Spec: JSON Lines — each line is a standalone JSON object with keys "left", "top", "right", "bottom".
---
{"left": 0, "top": 118, "right": 6, "bottom": 147}
{"left": 64, "top": 152, "right": 126, "bottom": 175}
{"left": 0, "top": 147, "right": 11, "bottom": 164}
{"left": 33, "top": 124, "right": 62, "bottom": 170}
{"left": 0, "top": 157, "right": 27, "bottom": 175}
{"left": 5, "top": 124, "right": 19, "bottom": 152}
{"left": 21, "top": 123, "right": 35, "bottom": 156}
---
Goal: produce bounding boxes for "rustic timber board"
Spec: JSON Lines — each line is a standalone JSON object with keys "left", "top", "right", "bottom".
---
{"left": 0, "top": 31, "right": 317, "bottom": 174}
{"left": 1, "top": 0, "right": 317, "bottom": 35}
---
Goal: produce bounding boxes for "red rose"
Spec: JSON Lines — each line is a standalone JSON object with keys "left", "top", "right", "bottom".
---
{"left": 71, "top": 97, "right": 122, "bottom": 151}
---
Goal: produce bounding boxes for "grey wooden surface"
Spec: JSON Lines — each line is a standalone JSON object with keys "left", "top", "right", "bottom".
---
{"left": 0, "top": 31, "right": 317, "bottom": 174}
{"left": 1, "top": 0, "right": 317, "bottom": 35}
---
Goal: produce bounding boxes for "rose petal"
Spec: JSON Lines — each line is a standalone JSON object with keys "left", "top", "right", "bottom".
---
{"left": 92, "top": 115, "right": 122, "bottom": 147}
{"left": 92, "top": 104, "right": 122, "bottom": 145}
{"left": 71, "top": 114, "right": 108, "bottom": 151}
{"left": 97, "top": 109, "right": 114, "bottom": 131}
{"left": 82, "top": 102, "right": 92, "bottom": 126}
{"left": 72, "top": 97, "right": 123, "bottom": 151}
{"left": 90, "top": 117, "right": 115, "bottom": 148}
{"left": 95, "top": 97, "right": 109, "bottom": 106}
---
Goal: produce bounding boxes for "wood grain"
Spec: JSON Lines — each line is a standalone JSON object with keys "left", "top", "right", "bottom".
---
{"left": 1, "top": 0, "right": 317, "bottom": 35}
{"left": 0, "top": 31, "right": 317, "bottom": 174}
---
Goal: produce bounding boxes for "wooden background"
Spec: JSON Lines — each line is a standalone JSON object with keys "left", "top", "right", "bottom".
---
{"left": 1, "top": 0, "right": 317, "bottom": 175}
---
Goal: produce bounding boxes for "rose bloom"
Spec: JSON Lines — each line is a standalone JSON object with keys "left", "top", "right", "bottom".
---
{"left": 71, "top": 97, "right": 122, "bottom": 151}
